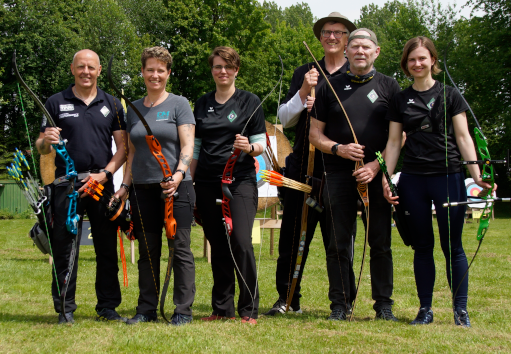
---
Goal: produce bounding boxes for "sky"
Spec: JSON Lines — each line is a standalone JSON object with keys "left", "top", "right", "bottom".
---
{"left": 258, "top": 0, "right": 478, "bottom": 22}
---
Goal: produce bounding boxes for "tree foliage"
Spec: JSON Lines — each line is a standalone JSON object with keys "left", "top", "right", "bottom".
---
{"left": 1, "top": 0, "right": 509, "bottom": 189}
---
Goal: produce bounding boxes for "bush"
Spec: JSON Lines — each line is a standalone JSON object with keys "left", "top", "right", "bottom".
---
{"left": 0, "top": 209, "right": 14, "bottom": 219}
{"left": 0, "top": 209, "right": 34, "bottom": 220}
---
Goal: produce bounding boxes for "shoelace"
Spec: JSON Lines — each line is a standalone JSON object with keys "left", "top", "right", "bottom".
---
{"left": 380, "top": 308, "right": 394, "bottom": 318}
{"left": 330, "top": 309, "right": 346, "bottom": 320}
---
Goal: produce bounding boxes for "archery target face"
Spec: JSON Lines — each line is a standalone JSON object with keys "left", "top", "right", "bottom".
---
{"left": 465, "top": 178, "right": 494, "bottom": 208}
{"left": 255, "top": 153, "right": 270, "bottom": 189}
{"left": 256, "top": 136, "right": 278, "bottom": 198}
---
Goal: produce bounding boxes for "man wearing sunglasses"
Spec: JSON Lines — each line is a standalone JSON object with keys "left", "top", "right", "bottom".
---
{"left": 264, "top": 12, "right": 357, "bottom": 316}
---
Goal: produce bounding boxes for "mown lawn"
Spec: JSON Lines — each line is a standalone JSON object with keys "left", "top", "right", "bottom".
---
{"left": 0, "top": 210, "right": 510, "bottom": 353}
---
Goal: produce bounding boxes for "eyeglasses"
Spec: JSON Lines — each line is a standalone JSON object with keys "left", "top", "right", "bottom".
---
{"left": 321, "top": 30, "right": 348, "bottom": 39}
{"left": 211, "top": 65, "right": 236, "bottom": 72}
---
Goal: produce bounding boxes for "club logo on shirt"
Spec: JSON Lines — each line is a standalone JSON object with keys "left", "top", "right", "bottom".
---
{"left": 427, "top": 98, "right": 435, "bottom": 110}
{"left": 227, "top": 110, "right": 237, "bottom": 122}
{"left": 156, "top": 111, "right": 170, "bottom": 121}
{"left": 344, "top": 85, "right": 352, "bottom": 90}
{"left": 60, "top": 104, "right": 74, "bottom": 112}
{"left": 208, "top": 107, "right": 214, "bottom": 113}
{"left": 407, "top": 99, "right": 415, "bottom": 104}
{"left": 367, "top": 89, "right": 378, "bottom": 103}
{"left": 100, "top": 106, "right": 110, "bottom": 117}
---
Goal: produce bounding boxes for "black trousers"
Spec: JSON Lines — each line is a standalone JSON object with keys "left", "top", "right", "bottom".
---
{"left": 130, "top": 180, "right": 196, "bottom": 316}
{"left": 195, "top": 181, "right": 259, "bottom": 319}
{"left": 324, "top": 170, "right": 393, "bottom": 312}
{"left": 398, "top": 172, "right": 469, "bottom": 309}
{"left": 51, "top": 180, "right": 121, "bottom": 313}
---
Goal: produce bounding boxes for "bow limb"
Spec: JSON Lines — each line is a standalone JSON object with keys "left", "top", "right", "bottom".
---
{"left": 285, "top": 85, "right": 316, "bottom": 312}
{"left": 303, "top": 42, "right": 370, "bottom": 321}
{"left": 108, "top": 56, "right": 176, "bottom": 323}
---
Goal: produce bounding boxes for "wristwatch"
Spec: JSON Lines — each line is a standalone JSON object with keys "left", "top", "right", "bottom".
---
{"left": 250, "top": 144, "right": 254, "bottom": 153}
{"left": 331, "top": 143, "right": 341, "bottom": 156}
{"left": 176, "top": 169, "right": 186, "bottom": 178}
{"left": 100, "top": 169, "right": 113, "bottom": 181}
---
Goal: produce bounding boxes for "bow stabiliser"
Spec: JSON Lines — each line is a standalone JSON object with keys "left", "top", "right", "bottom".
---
{"left": 108, "top": 55, "right": 177, "bottom": 323}
{"left": 13, "top": 50, "right": 80, "bottom": 321}
{"left": 303, "top": 41, "right": 369, "bottom": 321}
{"left": 442, "top": 41, "right": 510, "bottom": 301}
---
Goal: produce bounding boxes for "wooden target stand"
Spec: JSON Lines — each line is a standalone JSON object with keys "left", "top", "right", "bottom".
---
{"left": 202, "top": 121, "right": 293, "bottom": 262}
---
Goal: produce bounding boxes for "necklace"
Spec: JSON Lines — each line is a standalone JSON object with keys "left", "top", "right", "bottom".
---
{"left": 73, "top": 86, "right": 96, "bottom": 105}
{"left": 148, "top": 91, "right": 167, "bottom": 107}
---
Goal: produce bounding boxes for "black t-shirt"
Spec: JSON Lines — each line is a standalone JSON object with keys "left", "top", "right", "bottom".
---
{"left": 194, "top": 88, "right": 266, "bottom": 184}
{"left": 314, "top": 71, "right": 401, "bottom": 173}
{"left": 282, "top": 58, "right": 347, "bottom": 181}
{"left": 41, "top": 85, "right": 126, "bottom": 177}
{"left": 386, "top": 81, "right": 469, "bottom": 174}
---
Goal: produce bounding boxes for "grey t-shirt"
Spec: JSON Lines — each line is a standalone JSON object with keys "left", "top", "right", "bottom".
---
{"left": 127, "top": 93, "right": 195, "bottom": 184}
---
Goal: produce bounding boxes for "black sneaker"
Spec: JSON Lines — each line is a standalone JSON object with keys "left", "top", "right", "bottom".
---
{"left": 96, "top": 308, "right": 128, "bottom": 323}
{"left": 170, "top": 313, "right": 193, "bottom": 326}
{"left": 126, "top": 312, "right": 158, "bottom": 325}
{"left": 263, "top": 298, "right": 302, "bottom": 316}
{"left": 375, "top": 307, "right": 398, "bottom": 322}
{"left": 328, "top": 308, "right": 347, "bottom": 321}
{"left": 58, "top": 312, "right": 74, "bottom": 324}
{"left": 454, "top": 307, "right": 471, "bottom": 327}
{"left": 410, "top": 307, "right": 433, "bottom": 325}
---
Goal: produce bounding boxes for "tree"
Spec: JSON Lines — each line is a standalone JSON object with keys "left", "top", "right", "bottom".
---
{"left": 357, "top": 0, "right": 458, "bottom": 87}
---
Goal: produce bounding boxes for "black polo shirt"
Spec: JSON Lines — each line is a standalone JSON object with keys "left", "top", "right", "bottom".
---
{"left": 386, "top": 81, "right": 468, "bottom": 174}
{"left": 282, "top": 57, "right": 347, "bottom": 180}
{"left": 194, "top": 88, "right": 266, "bottom": 184}
{"left": 41, "top": 84, "right": 126, "bottom": 177}
{"left": 314, "top": 71, "right": 401, "bottom": 173}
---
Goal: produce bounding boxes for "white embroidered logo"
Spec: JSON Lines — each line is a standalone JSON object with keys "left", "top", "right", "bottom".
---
{"left": 60, "top": 104, "right": 74, "bottom": 112}
{"left": 208, "top": 107, "right": 214, "bottom": 113}
{"left": 100, "top": 106, "right": 110, "bottom": 117}
{"left": 59, "top": 113, "right": 79, "bottom": 119}
{"left": 344, "top": 85, "right": 352, "bottom": 90}
{"left": 407, "top": 99, "right": 415, "bottom": 105}
{"left": 367, "top": 89, "right": 378, "bottom": 103}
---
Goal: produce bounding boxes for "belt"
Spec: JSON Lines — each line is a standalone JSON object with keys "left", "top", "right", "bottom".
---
{"left": 53, "top": 171, "right": 91, "bottom": 185}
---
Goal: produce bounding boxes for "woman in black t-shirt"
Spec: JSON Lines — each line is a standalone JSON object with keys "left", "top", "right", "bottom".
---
{"left": 190, "top": 46, "right": 267, "bottom": 324}
{"left": 382, "top": 37, "right": 495, "bottom": 327}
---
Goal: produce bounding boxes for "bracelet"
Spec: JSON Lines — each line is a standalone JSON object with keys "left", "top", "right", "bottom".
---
{"left": 250, "top": 144, "right": 254, "bottom": 153}
{"left": 175, "top": 169, "right": 186, "bottom": 178}
{"left": 121, "top": 183, "right": 130, "bottom": 192}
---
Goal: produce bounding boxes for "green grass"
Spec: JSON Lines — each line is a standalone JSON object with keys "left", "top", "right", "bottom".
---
{"left": 1, "top": 213, "right": 511, "bottom": 353}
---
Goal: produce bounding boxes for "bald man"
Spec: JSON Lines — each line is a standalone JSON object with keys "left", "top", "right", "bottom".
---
{"left": 36, "top": 49, "right": 128, "bottom": 324}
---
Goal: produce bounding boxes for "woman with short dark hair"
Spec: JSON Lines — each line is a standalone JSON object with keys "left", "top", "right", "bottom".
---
{"left": 190, "top": 46, "right": 266, "bottom": 324}
{"left": 115, "top": 46, "right": 196, "bottom": 326}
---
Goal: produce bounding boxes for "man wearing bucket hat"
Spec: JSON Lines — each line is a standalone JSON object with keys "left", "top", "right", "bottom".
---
{"left": 264, "top": 12, "right": 357, "bottom": 316}
{"left": 309, "top": 28, "right": 401, "bottom": 321}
